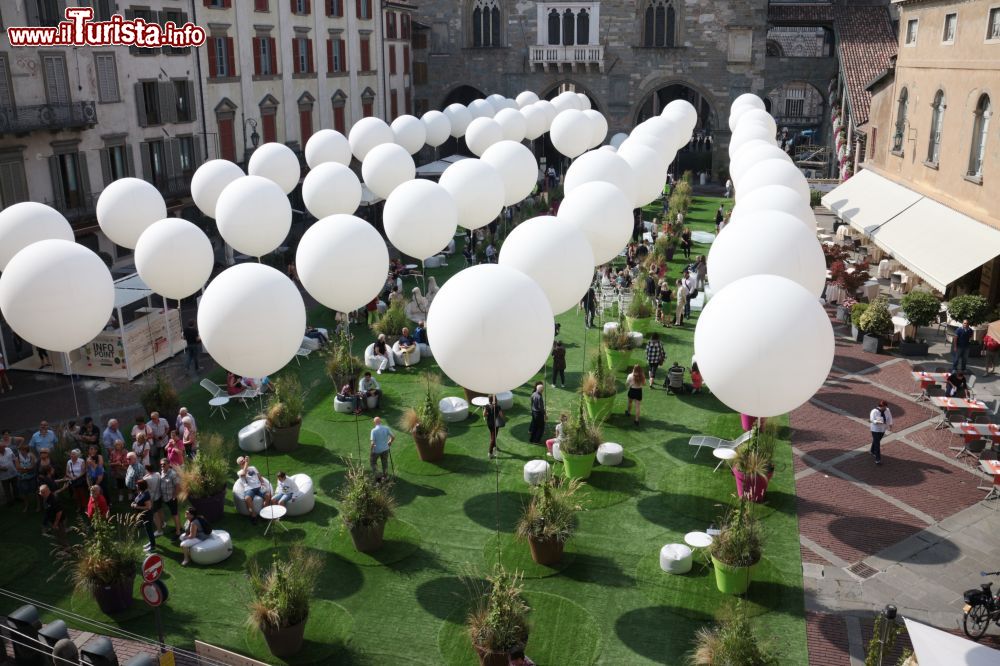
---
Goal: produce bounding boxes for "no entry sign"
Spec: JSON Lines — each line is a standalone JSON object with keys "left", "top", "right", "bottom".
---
{"left": 142, "top": 554, "right": 164, "bottom": 583}
{"left": 141, "top": 580, "right": 169, "bottom": 607}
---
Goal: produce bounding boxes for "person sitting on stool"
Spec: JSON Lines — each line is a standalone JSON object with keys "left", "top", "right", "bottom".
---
{"left": 359, "top": 372, "right": 382, "bottom": 409}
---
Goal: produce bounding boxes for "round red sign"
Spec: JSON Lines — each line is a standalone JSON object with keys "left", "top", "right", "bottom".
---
{"left": 140, "top": 580, "right": 168, "bottom": 607}
{"left": 142, "top": 554, "right": 164, "bottom": 583}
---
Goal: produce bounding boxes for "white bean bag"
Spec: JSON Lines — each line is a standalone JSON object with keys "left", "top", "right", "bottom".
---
{"left": 597, "top": 442, "right": 624, "bottom": 466}
{"left": 418, "top": 342, "right": 433, "bottom": 358}
{"left": 496, "top": 391, "right": 514, "bottom": 410}
{"left": 190, "top": 530, "right": 233, "bottom": 565}
{"left": 523, "top": 460, "right": 550, "bottom": 486}
{"left": 659, "top": 543, "right": 692, "bottom": 574}
{"left": 424, "top": 255, "right": 444, "bottom": 268}
{"left": 439, "top": 397, "right": 469, "bottom": 423}
{"left": 628, "top": 331, "right": 644, "bottom": 348}
{"left": 233, "top": 478, "right": 273, "bottom": 517}
{"left": 392, "top": 340, "right": 421, "bottom": 366}
{"left": 334, "top": 396, "right": 355, "bottom": 413}
{"left": 282, "top": 473, "right": 315, "bottom": 517}
{"left": 238, "top": 419, "right": 268, "bottom": 453}
{"left": 603, "top": 322, "right": 619, "bottom": 335}
{"left": 364, "top": 343, "right": 381, "bottom": 371}
{"left": 552, "top": 441, "right": 563, "bottom": 462}
{"left": 366, "top": 394, "right": 379, "bottom": 409}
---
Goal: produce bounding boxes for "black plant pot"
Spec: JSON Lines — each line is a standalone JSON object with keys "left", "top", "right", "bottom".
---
{"left": 851, "top": 325, "right": 865, "bottom": 342}
{"left": 862, "top": 334, "right": 883, "bottom": 354}
{"left": 899, "top": 340, "right": 929, "bottom": 356}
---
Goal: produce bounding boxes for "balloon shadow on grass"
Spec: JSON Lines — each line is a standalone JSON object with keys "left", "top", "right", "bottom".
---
{"left": 561, "top": 552, "right": 634, "bottom": 588}
{"left": 320, "top": 469, "right": 348, "bottom": 497}
{"left": 252, "top": 545, "right": 365, "bottom": 601}
{"left": 463, "top": 490, "right": 531, "bottom": 533}
{"left": 636, "top": 493, "right": 729, "bottom": 531}
{"left": 615, "top": 606, "right": 714, "bottom": 662}
{"left": 391, "top": 476, "right": 446, "bottom": 507}
{"left": 415, "top": 575, "right": 484, "bottom": 620}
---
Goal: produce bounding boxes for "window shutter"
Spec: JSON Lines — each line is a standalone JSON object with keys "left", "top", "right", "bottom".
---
{"left": 159, "top": 81, "right": 177, "bottom": 124}
{"left": 307, "top": 39, "right": 314, "bottom": 73}
{"left": 327, "top": 39, "right": 334, "bottom": 72}
{"left": 356, "top": 0, "right": 361, "bottom": 19}
{"left": 269, "top": 38, "right": 278, "bottom": 74}
{"left": 389, "top": 45, "right": 396, "bottom": 75}
{"left": 186, "top": 81, "right": 197, "bottom": 121}
{"left": 99, "top": 148, "right": 112, "bottom": 188}
{"left": 292, "top": 39, "right": 300, "bottom": 74}
{"left": 305, "top": 0, "right": 311, "bottom": 14}
{"left": 125, "top": 144, "right": 136, "bottom": 177}
{"left": 166, "top": 140, "right": 182, "bottom": 180}
{"left": 223, "top": 0, "right": 232, "bottom": 8}
{"left": 403, "top": 46, "right": 409, "bottom": 74}
{"left": 48, "top": 156, "right": 64, "bottom": 208}
{"left": 203, "top": 0, "right": 212, "bottom": 6}
{"left": 226, "top": 38, "right": 236, "bottom": 77}
{"left": 140, "top": 143, "right": 153, "bottom": 183}
{"left": 134, "top": 82, "right": 148, "bottom": 126}
{"left": 193, "top": 137, "right": 204, "bottom": 169}
{"left": 252, "top": 37, "right": 262, "bottom": 75}
{"left": 79, "top": 154, "right": 93, "bottom": 199}
{"left": 339, "top": 39, "right": 346, "bottom": 70}
{"left": 207, "top": 39, "right": 218, "bottom": 77}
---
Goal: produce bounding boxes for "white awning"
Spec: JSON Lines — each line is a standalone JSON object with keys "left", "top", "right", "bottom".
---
{"left": 415, "top": 154, "right": 469, "bottom": 178}
{"left": 821, "top": 168, "right": 921, "bottom": 235}
{"left": 903, "top": 618, "right": 1000, "bottom": 666}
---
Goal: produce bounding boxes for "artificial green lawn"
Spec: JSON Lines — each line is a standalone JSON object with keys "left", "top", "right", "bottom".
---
{"left": 0, "top": 197, "right": 807, "bottom": 664}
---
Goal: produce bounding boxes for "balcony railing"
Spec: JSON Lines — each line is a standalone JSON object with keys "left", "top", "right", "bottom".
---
{"left": 44, "top": 192, "right": 98, "bottom": 223}
{"left": 148, "top": 174, "right": 193, "bottom": 200}
{"left": 774, "top": 114, "right": 822, "bottom": 127}
{"left": 529, "top": 44, "right": 604, "bottom": 72}
{"left": 0, "top": 102, "right": 98, "bottom": 135}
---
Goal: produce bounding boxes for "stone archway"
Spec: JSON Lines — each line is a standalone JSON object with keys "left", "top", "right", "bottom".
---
{"left": 539, "top": 80, "right": 602, "bottom": 115}
{"left": 634, "top": 81, "right": 719, "bottom": 178}
{"left": 440, "top": 84, "right": 487, "bottom": 109}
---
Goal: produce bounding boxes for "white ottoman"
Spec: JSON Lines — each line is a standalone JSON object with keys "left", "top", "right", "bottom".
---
{"left": 392, "top": 341, "right": 421, "bottom": 367}
{"left": 597, "top": 442, "right": 624, "bottom": 466}
{"left": 627, "top": 331, "right": 644, "bottom": 348}
{"left": 523, "top": 460, "right": 550, "bottom": 486}
{"left": 603, "top": 322, "right": 619, "bottom": 335}
{"left": 424, "top": 255, "right": 444, "bottom": 268}
{"left": 233, "top": 478, "right": 272, "bottom": 517}
{"left": 418, "top": 342, "right": 433, "bottom": 358}
{"left": 439, "top": 397, "right": 469, "bottom": 423}
{"left": 238, "top": 419, "right": 268, "bottom": 453}
{"left": 496, "top": 391, "right": 514, "bottom": 410}
{"left": 334, "top": 396, "right": 355, "bottom": 413}
{"left": 190, "top": 530, "right": 233, "bottom": 565}
{"left": 283, "top": 473, "right": 315, "bottom": 517}
{"left": 366, "top": 394, "right": 379, "bottom": 409}
{"left": 552, "top": 441, "right": 563, "bottom": 462}
{"left": 659, "top": 544, "right": 692, "bottom": 574}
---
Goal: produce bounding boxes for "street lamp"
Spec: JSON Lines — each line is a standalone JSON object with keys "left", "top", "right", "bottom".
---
{"left": 243, "top": 116, "right": 260, "bottom": 161}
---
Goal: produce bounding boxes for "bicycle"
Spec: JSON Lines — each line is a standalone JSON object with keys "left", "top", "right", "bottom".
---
{"left": 963, "top": 570, "right": 1000, "bottom": 639}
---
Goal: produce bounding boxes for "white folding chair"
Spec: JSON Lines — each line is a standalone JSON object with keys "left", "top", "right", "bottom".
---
{"left": 200, "top": 379, "right": 224, "bottom": 398}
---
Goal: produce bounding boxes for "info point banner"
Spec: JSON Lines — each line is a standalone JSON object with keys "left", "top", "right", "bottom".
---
{"left": 5, "top": 7, "right": 207, "bottom": 49}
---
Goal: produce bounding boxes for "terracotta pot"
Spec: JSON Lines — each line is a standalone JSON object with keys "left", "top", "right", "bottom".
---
{"left": 413, "top": 431, "right": 446, "bottom": 462}
{"left": 348, "top": 520, "right": 386, "bottom": 552}
{"left": 93, "top": 574, "right": 135, "bottom": 615}
{"left": 474, "top": 645, "right": 511, "bottom": 666}
{"left": 269, "top": 421, "right": 302, "bottom": 453}
{"left": 261, "top": 616, "right": 308, "bottom": 658}
{"left": 189, "top": 489, "right": 226, "bottom": 523}
{"left": 528, "top": 535, "right": 565, "bottom": 566}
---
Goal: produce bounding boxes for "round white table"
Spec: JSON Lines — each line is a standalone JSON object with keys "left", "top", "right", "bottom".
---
{"left": 208, "top": 396, "right": 230, "bottom": 420}
{"left": 259, "top": 504, "right": 288, "bottom": 535}
{"left": 684, "top": 531, "right": 713, "bottom": 549}
{"left": 471, "top": 396, "right": 490, "bottom": 418}
{"left": 712, "top": 447, "right": 737, "bottom": 472}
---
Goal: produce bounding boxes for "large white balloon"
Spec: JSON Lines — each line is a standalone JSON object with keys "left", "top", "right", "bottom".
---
{"left": 247, "top": 142, "right": 301, "bottom": 195}
{"left": 729, "top": 139, "right": 791, "bottom": 185}
{"left": 564, "top": 150, "right": 638, "bottom": 205}
{"left": 0, "top": 203, "right": 72, "bottom": 271}
{"left": 729, "top": 122, "right": 777, "bottom": 157}
{"left": 305, "top": 129, "right": 351, "bottom": 168}
{"left": 191, "top": 160, "right": 244, "bottom": 219}
{"left": 481, "top": 141, "right": 537, "bottom": 206}
{"left": 728, "top": 94, "right": 766, "bottom": 132}
{"left": 633, "top": 116, "right": 683, "bottom": 153}
{"left": 0, "top": 240, "right": 113, "bottom": 351}
{"left": 731, "top": 185, "right": 816, "bottom": 230}
{"left": 486, "top": 94, "right": 507, "bottom": 113}
{"left": 302, "top": 162, "right": 362, "bottom": 218}
{"left": 622, "top": 132, "right": 675, "bottom": 163}
{"left": 521, "top": 105, "right": 547, "bottom": 140}
{"left": 296, "top": 215, "right": 389, "bottom": 312}
{"left": 516, "top": 91, "right": 539, "bottom": 108}
{"left": 96, "top": 178, "right": 167, "bottom": 249}
{"left": 557, "top": 181, "right": 634, "bottom": 265}
{"left": 134, "top": 218, "right": 213, "bottom": 300}
{"left": 576, "top": 93, "right": 592, "bottom": 110}
{"left": 383, "top": 180, "right": 458, "bottom": 260}
{"left": 361, "top": 143, "right": 415, "bottom": 199}
{"left": 617, "top": 142, "right": 667, "bottom": 207}
{"left": 493, "top": 107, "right": 528, "bottom": 143}
{"left": 662, "top": 99, "right": 698, "bottom": 136}
{"left": 465, "top": 117, "right": 504, "bottom": 156}
{"left": 444, "top": 103, "right": 473, "bottom": 138}
{"left": 735, "top": 108, "right": 778, "bottom": 138}
{"left": 215, "top": 175, "right": 291, "bottom": 257}
{"left": 197, "top": 263, "right": 305, "bottom": 378}
{"left": 499, "top": 216, "right": 594, "bottom": 314}
{"left": 439, "top": 159, "right": 505, "bottom": 230}
{"left": 391, "top": 114, "right": 428, "bottom": 155}
{"left": 550, "top": 109, "right": 591, "bottom": 159}
{"left": 533, "top": 100, "right": 558, "bottom": 130}
{"left": 422, "top": 110, "right": 452, "bottom": 147}
{"left": 427, "top": 264, "right": 554, "bottom": 394}
{"left": 736, "top": 158, "right": 810, "bottom": 205}
{"left": 708, "top": 212, "right": 825, "bottom": 296}
{"left": 582, "top": 109, "right": 608, "bottom": 148}
{"left": 694, "top": 274, "right": 833, "bottom": 417}
{"left": 552, "top": 91, "right": 583, "bottom": 113}
{"left": 609, "top": 132, "right": 628, "bottom": 149}
{"left": 468, "top": 99, "right": 495, "bottom": 120}
{"left": 349, "top": 117, "right": 394, "bottom": 161}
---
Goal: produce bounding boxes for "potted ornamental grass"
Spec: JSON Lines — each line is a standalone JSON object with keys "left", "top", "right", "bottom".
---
{"left": 400, "top": 373, "right": 448, "bottom": 462}
{"left": 603, "top": 316, "right": 635, "bottom": 373}
{"left": 338, "top": 461, "right": 396, "bottom": 552}
{"left": 560, "top": 400, "right": 602, "bottom": 481}
{"left": 467, "top": 564, "right": 531, "bottom": 666}
{"left": 709, "top": 501, "right": 763, "bottom": 595}
{"left": 54, "top": 513, "right": 143, "bottom": 615}
{"left": 732, "top": 422, "right": 777, "bottom": 503}
{"left": 325, "top": 330, "right": 363, "bottom": 394}
{"left": 688, "top": 601, "right": 776, "bottom": 666}
{"left": 850, "top": 302, "right": 869, "bottom": 342}
{"left": 626, "top": 287, "right": 655, "bottom": 334}
{"left": 177, "top": 432, "right": 230, "bottom": 522}
{"left": 265, "top": 374, "right": 305, "bottom": 453}
{"left": 372, "top": 299, "right": 408, "bottom": 344}
{"left": 515, "top": 477, "right": 582, "bottom": 566}
{"left": 247, "top": 546, "right": 322, "bottom": 659}
{"left": 581, "top": 348, "right": 617, "bottom": 422}
{"left": 140, "top": 371, "right": 180, "bottom": 427}
{"left": 899, "top": 290, "right": 941, "bottom": 356}
{"left": 859, "top": 297, "right": 893, "bottom": 353}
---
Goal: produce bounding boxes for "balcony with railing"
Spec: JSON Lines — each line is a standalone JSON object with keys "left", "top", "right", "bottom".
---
{"left": 0, "top": 102, "right": 98, "bottom": 135}
{"left": 44, "top": 192, "right": 98, "bottom": 223}
{"left": 773, "top": 113, "right": 823, "bottom": 127}
{"left": 529, "top": 44, "right": 604, "bottom": 73}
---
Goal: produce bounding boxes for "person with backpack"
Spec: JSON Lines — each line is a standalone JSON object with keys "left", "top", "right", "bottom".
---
{"left": 869, "top": 399, "right": 893, "bottom": 466}
{"left": 180, "top": 506, "right": 212, "bottom": 566}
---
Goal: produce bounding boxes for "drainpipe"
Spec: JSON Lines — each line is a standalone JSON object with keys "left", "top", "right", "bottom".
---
{"left": 192, "top": 0, "right": 210, "bottom": 160}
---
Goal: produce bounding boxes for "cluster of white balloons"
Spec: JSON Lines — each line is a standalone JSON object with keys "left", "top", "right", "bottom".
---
{"left": 694, "top": 93, "right": 833, "bottom": 419}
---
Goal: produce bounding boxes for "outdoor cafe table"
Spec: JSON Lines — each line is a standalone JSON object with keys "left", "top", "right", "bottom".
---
{"left": 978, "top": 459, "right": 1000, "bottom": 502}
{"left": 910, "top": 371, "right": 950, "bottom": 401}
{"left": 950, "top": 421, "right": 1000, "bottom": 442}
{"left": 929, "top": 396, "right": 988, "bottom": 429}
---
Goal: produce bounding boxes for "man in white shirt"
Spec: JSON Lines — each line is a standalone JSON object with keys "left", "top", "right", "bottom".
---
{"left": 682, "top": 270, "right": 697, "bottom": 318}
{"left": 358, "top": 372, "right": 382, "bottom": 409}
{"left": 273, "top": 471, "right": 299, "bottom": 507}
{"left": 236, "top": 456, "right": 271, "bottom": 523}
{"left": 869, "top": 399, "right": 893, "bottom": 465}
{"left": 146, "top": 412, "right": 169, "bottom": 459}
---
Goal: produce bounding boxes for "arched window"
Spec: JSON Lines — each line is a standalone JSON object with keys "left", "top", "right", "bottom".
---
{"left": 892, "top": 87, "right": 908, "bottom": 153}
{"left": 926, "top": 90, "right": 945, "bottom": 164}
{"left": 577, "top": 9, "right": 590, "bottom": 45}
{"left": 471, "top": 0, "right": 500, "bottom": 48}
{"left": 562, "top": 9, "right": 575, "bottom": 46}
{"left": 968, "top": 94, "right": 991, "bottom": 178}
{"left": 548, "top": 9, "right": 559, "bottom": 45}
{"left": 643, "top": 0, "right": 677, "bottom": 48}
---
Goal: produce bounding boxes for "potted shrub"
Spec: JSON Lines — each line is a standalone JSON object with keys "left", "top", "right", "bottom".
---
{"left": 266, "top": 374, "right": 304, "bottom": 453}
{"left": 850, "top": 302, "right": 869, "bottom": 342}
{"left": 177, "top": 433, "right": 229, "bottom": 521}
{"left": 949, "top": 294, "right": 991, "bottom": 356}
{"left": 400, "top": 374, "right": 448, "bottom": 462}
{"left": 859, "top": 297, "right": 893, "bottom": 353}
{"left": 626, "top": 288, "right": 654, "bottom": 334}
{"left": 731, "top": 422, "right": 776, "bottom": 503}
{"left": 560, "top": 400, "right": 601, "bottom": 481}
{"left": 709, "top": 501, "right": 763, "bottom": 595}
{"left": 338, "top": 462, "right": 396, "bottom": 552}
{"left": 603, "top": 317, "right": 635, "bottom": 373}
{"left": 247, "top": 546, "right": 322, "bottom": 659}
{"left": 372, "top": 299, "right": 408, "bottom": 345}
{"left": 581, "top": 348, "right": 617, "bottom": 422}
{"left": 140, "top": 371, "right": 180, "bottom": 427}
{"left": 515, "top": 477, "right": 582, "bottom": 566}
{"left": 54, "top": 513, "right": 143, "bottom": 615}
{"left": 467, "top": 564, "right": 530, "bottom": 666}
{"left": 899, "top": 290, "right": 941, "bottom": 356}
{"left": 689, "top": 601, "right": 776, "bottom": 665}
{"left": 325, "top": 331, "right": 363, "bottom": 394}
{"left": 830, "top": 259, "right": 871, "bottom": 298}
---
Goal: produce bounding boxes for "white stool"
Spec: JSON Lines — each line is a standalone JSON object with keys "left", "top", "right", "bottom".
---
{"left": 659, "top": 544, "right": 693, "bottom": 574}
{"left": 439, "top": 397, "right": 469, "bottom": 422}
{"left": 496, "top": 391, "right": 514, "bottom": 410}
{"left": 424, "top": 255, "right": 444, "bottom": 268}
{"left": 627, "top": 332, "right": 644, "bottom": 348}
{"left": 238, "top": 419, "right": 267, "bottom": 453}
{"left": 190, "top": 530, "right": 233, "bottom": 565}
{"left": 333, "top": 396, "right": 355, "bottom": 413}
{"left": 282, "top": 473, "right": 315, "bottom": 517}
{"left": 597, "top": 442, "right": 623, "bottom": 466}
{"left": 523, "top": 460, "right": 551, "bottom": 486}
{"left": 603, "top": 322, "right": 619, "bottom": 335}
{"left": 552, "top": 441, "right": 563, "bottom": 462}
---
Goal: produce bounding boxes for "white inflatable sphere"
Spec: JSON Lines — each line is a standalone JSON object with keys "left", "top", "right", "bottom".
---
{"left": 302, "top": 162, "right": 362, "bottom": 218}
{"left": 662, "top": 99, "right": 698, "bottom": 135}
{"left": 305, "top": 129, "right": 351, "bottom": 168}
{"left": 609, "top": 132, "right": 629, "bottom": 149}
{"left": 557, "top": 181, "right": 634, "bottom": 265}
{"left": 135, "top": 218, "right": 213, "bottom": 300}
{"left": 694, "top": 274, "right": 833, "bottom": 417}
{"left": 468, "top": 99, "right": 495, "bottom": 120}
{"left": 198, "top": 263, "right": 305, "bottom": 378}
{"left": 729, "top": 140, "right": 791, "bottom": 186}
{"left": 191, "top": 160, "right": 244, "bottom": 219}
{"left": 736, "top": 158, "right": 810, "bottom": 206}
{"left": 247, "top": 142, "right": 301, "bottom": 195}
{"left": 486, "top": 94, "right": 507, "bottom": 113}
{"left": 550, "top": 109, "right": 591, "bottom": 159}
{"left": 426, "top": 264, "right": 554, "bottom": 394}
{"left": 729, "top": 122, "right": 777, "bottom": 157}
{"left": 499, "top": 216, "right": 594, "bottom": 314}
{"left": 521, "top": 105, "right": 548, "bottom": 141}
{"left": 494, "top": 108, "right": 528, "bottom": 143}
{"left": 349, "top": 117, "right": 394, "bottom": 161}
{"left": 391, "top": 114, "right": 428, "bottom": 155}
{"left": 732, "top": 93, "right": 766, "bottom": 113}
{"left": 296, "top": 214, "right": 389, "bottom": 312}
{"left": 622, "top": 132, "right": 674, "bottom": 162}
{"left": 634, "top": 116, "right": 684, "bottom": 153}
{"left": 444, "top": 103, "right": 473, "bottom": 138}
{"left": 736, "top": 108, "right": 777, "bottom": 135}
{"left": 465, "top": 117, "right": 504, "bottom": 156}
{"left": 439, "top": 158, "right": 505, "bottom": 230}
{"left": 577, "top": 93, "right": 592, "bottom": 110}
{"left": 582, "top": 109, "right": 608, "bottom": 148}
{"left": 421, "top": 110, "right": 452, "bottom": 147}
{"left": 564, "top": 150, "right": 638, "bottom": 206}
{"left": 618, "top": 142, "right": 667, "bottom": 207}
{"left": 533, "top": 100, "right": 558, "bottom": 130}
{"left": 0, "top": 203, "right": 72, "bottom": 271}
{"left": 516, "top": 91, "right": 540, "bottom": 108}
{"left": 731, "top": 185, "right": 816, "bottom": 231}
{"left": 383, "top": 180, "right": 458, "bottom": 260}
{"left": 0, "top": 240, "right": 113, "bottom": 352}
{"left": 361, "top": 143, "right": 416, "bottom": 199}
{"left": 552, "top": 91, "right": 583, "bottom": 113}
{"left": 481, "top": 140, "right": 538, "bottom": 206}
{"left": 96, "top": 177, "right": 167, "bottom": 249}
{"left": 215, "top": 175, "right": 292, "bottom": 258}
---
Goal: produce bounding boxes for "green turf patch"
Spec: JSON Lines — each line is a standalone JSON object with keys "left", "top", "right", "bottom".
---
{"left": 573, "top": 450, "right": 647, "bottom": 510}
{"left": 244, "top": 599, "right": 353, "bottom": 665}
{"left": 0, "top": 543, "right": 37, "bottom": 586}
{"left": 328, "top": 518, "right": 420, "bottom": 567}
{"left": 481, "top": 533, "right": 577, "bottom": 579}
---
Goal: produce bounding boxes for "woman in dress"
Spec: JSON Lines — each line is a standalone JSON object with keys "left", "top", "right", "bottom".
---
{"left": 132, "top": 431, "right": 151, "bottom": 467}
{"left": 164, "top": 430, "right": 185, "bottom": 468}
{"left": 483, "top": 394, "right": 504, "bottom": 460}
{"left": 65, "top": 448, "right": 88, "bottom": 511}
{"left": 625, "top": 365, "right": 645, "bottom": 426}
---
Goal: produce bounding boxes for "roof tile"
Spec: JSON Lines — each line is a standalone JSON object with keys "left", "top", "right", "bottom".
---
{"left": 834, "top": 4, "right": 897, "bottom": 128}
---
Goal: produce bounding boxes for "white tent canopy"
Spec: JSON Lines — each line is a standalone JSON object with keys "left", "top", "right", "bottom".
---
{"left": 903, "top": 617, "right": 1000, "bottom": 666}
{"left": 415, "top": 154, "right": 469, "bottom": 179}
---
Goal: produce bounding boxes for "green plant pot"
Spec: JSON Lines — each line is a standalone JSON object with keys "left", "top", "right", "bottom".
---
{"left": 562, "top": 451, "right": 596, "bottom": 480}
{"left": 626, "top": 316, "right": 654, "bottom": 335}
{"left": 584, "top": 395, "right": 616, "bottom": 423}
{"left": 605, "top": 348, "right": 635, "bottom": 373}
{"left": 711, "top": 555, "right": 757, "bottom": 595}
